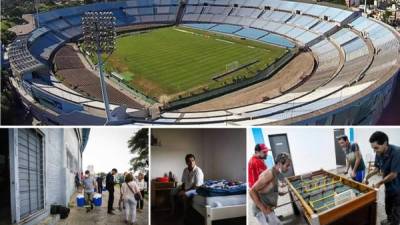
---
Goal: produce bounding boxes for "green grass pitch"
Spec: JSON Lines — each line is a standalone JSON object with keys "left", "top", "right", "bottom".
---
{"left": 106, "top": 26, "right": 288, "bottom": 100}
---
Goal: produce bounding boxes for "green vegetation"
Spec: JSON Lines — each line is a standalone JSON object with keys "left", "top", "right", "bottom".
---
{"left": 105, "top": 26, "right": 287, "bottom": 102}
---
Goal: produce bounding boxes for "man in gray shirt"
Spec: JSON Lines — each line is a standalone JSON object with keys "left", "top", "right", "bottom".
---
{"left": 83, "top": 170, "right": 97, "bottom": 212}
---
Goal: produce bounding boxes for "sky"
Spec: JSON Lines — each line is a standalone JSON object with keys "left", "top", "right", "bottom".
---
{"left": 83, "top": 127, "right": 140, "bottom": 174}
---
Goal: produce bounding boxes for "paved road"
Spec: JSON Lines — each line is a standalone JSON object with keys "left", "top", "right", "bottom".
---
{"left": 58, "top": 186, "right": 148, "bottom": 225}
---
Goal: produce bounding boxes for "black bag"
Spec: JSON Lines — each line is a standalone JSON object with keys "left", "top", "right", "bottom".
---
{"left": 134, "top": 193, "right": 141, "bottom": 201}
{"left": 59, "top": 206, "right": 70, "bottom": 219}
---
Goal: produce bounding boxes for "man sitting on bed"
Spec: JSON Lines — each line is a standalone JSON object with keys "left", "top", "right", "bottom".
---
{"left": 249, "top": 153, "right": 291, "bottom": 224}
{"left": 170, "top": 153, "right": 204, "bottom": 216}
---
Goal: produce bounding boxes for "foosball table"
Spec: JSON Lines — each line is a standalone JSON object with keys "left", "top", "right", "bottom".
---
{"left": 285, "top": 169, "right": 377, "bottom": 225}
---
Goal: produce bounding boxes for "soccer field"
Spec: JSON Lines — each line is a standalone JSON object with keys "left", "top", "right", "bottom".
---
{"left": 106, "top": 26, "right": 287, "bottom": 100}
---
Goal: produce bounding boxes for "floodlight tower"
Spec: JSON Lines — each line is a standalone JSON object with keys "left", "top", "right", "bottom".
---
{"left": 82, "top": 11, "right": 116, "bottom": 124}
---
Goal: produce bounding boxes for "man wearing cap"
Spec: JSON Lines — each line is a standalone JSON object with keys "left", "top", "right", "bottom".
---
{"left": 248, "top": 144, "right": 269, "bottom": 188}
{"left": 365, "top": 131, "right": 400, "bottom": 225}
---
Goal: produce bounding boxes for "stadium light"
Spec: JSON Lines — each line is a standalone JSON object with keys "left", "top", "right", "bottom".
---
{"left": 82, "top": 11, "right": 116, "bottom": 124}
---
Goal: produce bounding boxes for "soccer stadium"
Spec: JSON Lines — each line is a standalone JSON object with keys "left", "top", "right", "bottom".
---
{"left": 7, "top": 0, "right": 400, "bottom": 125}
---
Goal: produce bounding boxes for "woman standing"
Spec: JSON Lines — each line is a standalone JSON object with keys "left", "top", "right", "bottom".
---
{"left": 121, "top": 173, "right": 142, "bottom": 225}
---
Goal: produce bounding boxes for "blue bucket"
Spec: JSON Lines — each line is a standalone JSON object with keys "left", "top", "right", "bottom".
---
{"left": 76, "top": 195, "right": 85, "bottom": 207}
{"left": 93, "top": 195, "right": 102, "bottom": 206}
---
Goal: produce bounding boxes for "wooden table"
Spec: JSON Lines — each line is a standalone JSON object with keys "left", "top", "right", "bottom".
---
{"left": 286, "top": 169, "right": 377, "bottom": 225}
{"left": 151, "top": 180, "right": 177, "bottom": 211}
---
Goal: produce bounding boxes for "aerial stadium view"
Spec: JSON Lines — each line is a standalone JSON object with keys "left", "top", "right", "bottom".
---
{"left": 1, "top": 0, "right": 400, "bottom": 125}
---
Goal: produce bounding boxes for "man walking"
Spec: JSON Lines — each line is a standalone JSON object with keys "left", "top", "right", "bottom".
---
{"left": 82, "top": 170, "right": 97, "bottom": 213}
{"left": 337, "top": 135, "right": 366, "bottom": 183}
{"left": 248, "top": 144, "right": 269, "bottom": 188}
{"left": 106, "top": 168, "right": 118, "bottom": 215}
{"left": 365, "top": 131, "right": 400, "bottom": 225}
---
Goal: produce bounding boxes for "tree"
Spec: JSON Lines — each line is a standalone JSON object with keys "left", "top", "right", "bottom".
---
{"left": 128, "top": 128, "right": 149, "bottom": 172}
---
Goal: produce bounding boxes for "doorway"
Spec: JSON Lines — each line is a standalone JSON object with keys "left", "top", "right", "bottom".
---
{"left": 0, "top": 129, "right": 11, "bottom": 224}
{"left": 268, "top": 134, "right": 295, "bottom": 177}
{"left": 334, "top": 128, "right": 346, "bottom": 166}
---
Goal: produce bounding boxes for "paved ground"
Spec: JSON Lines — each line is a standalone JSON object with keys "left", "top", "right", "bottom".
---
{"left": 8, "top": 14, "right": 35, "bottom": 35}
{"left": 58, "top": 186, "right": 148, "bottom": 225}
{"left": 248, "top": 168, "right": 387, "bottom": 225}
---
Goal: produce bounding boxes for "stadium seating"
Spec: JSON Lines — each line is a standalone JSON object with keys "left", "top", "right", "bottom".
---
{"left": 13, "top": 0, "right": 397, "bottom": 125}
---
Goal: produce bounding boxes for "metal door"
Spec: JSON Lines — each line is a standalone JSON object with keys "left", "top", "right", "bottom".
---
{"left": 334, "top": 129, "right": 346, "bottom": 166}
{"left": 268, "top": 134, "right": 295, "bottom": 177}
{"left": 18, "top": 129, "right": 44, "bottom": 219}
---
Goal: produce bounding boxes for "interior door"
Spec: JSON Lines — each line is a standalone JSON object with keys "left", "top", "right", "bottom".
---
{"left": 334, "top": 128, "right": 346, "bottom": 166}
{"left": 268, "top": 134, "right": 295, "bottom": 177}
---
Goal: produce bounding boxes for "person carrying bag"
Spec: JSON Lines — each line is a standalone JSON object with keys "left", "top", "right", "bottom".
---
{"left": 121, "top": 173, "right": 143, "bottom": 225}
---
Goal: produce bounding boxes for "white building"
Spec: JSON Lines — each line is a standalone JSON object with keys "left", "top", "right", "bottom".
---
{"left": 1, "top": 128, "right": 90, "bottom": 225}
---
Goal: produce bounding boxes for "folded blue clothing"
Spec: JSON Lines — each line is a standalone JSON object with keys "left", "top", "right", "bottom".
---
{"left": 196, "top": 179, "right": 247, "bottom": 197}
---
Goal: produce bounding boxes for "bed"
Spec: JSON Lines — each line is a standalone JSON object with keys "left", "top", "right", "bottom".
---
{"left": 191, "top": 180, "right": 247, "bottom": 225}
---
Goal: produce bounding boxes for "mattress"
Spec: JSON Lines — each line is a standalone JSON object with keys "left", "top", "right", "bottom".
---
{"left": 192, "top": 194, "right": 246, "bottom": 208}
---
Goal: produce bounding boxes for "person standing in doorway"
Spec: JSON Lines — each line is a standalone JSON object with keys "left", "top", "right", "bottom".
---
{"left": 337, "top": 135, "right": 366, "bottom": 183}
{"left": 106, "top": 168, "right": 118, "bottom": 215}
{"left": 248, "top": 144, "right": 269, "bottom": 188}
{"left": 365, "top": 131, "right": 400, "bottom": 225}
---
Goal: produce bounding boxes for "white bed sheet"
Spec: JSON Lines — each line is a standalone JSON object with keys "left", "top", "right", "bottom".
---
{"left": 192, "top": 194, "right": 246, "bottom": 208}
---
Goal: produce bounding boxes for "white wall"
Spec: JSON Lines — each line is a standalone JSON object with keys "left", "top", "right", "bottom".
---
{"left": 151, "top": 129, "right": 205, "bottom": 181}
{"left": 352, "top": 127, "right": 400, "bottom": 164}
{"left": 247, "top": 127, "right": 400, "bottom": 176}
{"left": 151, "top": 129, "right": 246, "bottom": 183}
{"left": 203, "top": 129, "right": 246, "bottom": 181}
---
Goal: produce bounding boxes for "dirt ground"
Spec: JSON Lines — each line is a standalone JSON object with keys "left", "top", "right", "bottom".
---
{"left": 178, "top": 52, "right": 315, "bottom": 112}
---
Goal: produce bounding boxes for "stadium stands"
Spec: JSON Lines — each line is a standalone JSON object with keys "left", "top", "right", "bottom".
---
{"left": 8, "top": 0, "right": 399, "bottom": 125}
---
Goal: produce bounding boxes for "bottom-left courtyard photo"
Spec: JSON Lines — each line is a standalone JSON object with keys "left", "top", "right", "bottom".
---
{"left": 0, "top": 128, "right": 149, "bottom": 225}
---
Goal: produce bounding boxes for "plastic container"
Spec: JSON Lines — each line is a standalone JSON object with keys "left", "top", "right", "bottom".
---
{"left": 76, "top": 194, "right": 85, "bottom": 207}
{"left": 93, "top": 194, "right": 102, "bottom": 207}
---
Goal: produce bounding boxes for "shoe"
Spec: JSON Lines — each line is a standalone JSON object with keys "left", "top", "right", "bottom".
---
{"left": 381, "top": 219, "right": 391, "bottom": 225}
{"left": 91, "top": 204, "right": 94, "bottom": 210}
{"left": 108, "top": 211, "right": 116, "bottom": 215}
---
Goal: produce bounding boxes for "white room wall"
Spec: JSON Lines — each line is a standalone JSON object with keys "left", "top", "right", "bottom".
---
{"left": 247, "top": 127, "right": 338, "bottom": 175}
{"left": 352, "top": 127, "right": 400, "bottom": 164}
{"left": 151, "top": 129, "right": 205, "bottom": 181}
{"left": 151, "top": 129, "right": 246, "bottom": 183}
{"left": 203, "top": 129, "right": 246, "bottom": 181}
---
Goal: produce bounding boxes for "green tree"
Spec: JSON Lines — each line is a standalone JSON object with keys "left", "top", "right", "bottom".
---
{"left": 128, "top": 128, "right": 149, "bottom": 172}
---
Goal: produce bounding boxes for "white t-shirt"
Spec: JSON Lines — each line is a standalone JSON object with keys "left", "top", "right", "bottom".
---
{"left": 181, "top": 166, "right": 204, "bottom": 191}
{"left": 121, "top": 181, "right": 140, "bottom": 200}
{"left": 137, "top": 179, "right": 146, "bottom": 191}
